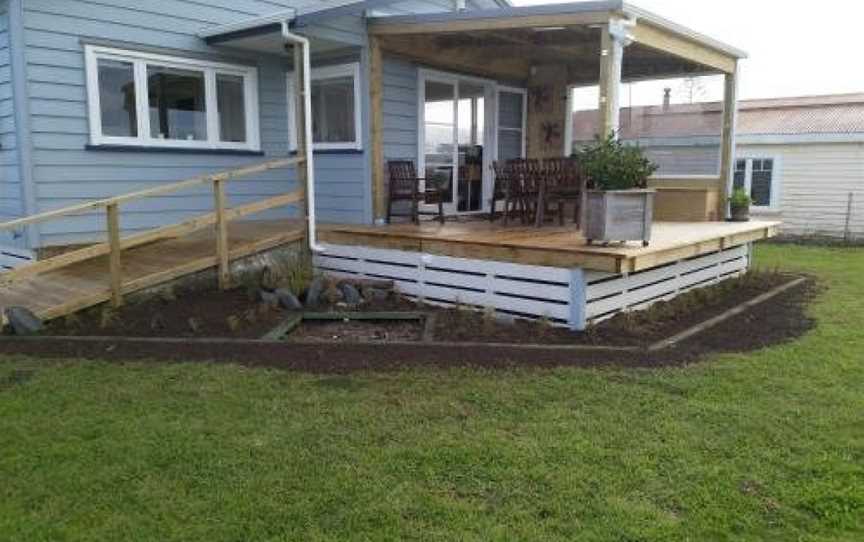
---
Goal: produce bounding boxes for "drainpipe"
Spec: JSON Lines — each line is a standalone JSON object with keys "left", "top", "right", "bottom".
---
{"left": 282, "top": 22, "right": 325, "bottom": 253}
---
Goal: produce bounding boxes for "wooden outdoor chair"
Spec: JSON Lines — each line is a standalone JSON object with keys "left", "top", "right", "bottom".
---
{"left": 489, "top": 160, "right": 524, "bottom": 225}
{"left": 537, "top": 158, "right": 587, "bottom": 227}
{"left": 386, "top": 160, "right": 445, "bottom": 224}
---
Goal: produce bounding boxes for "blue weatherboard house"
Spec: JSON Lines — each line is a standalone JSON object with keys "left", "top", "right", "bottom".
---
{"left": 0, "top": 0, "right": 510, "bottom": 252}
{"left": 1, "top": 0, "right": 775, "bottom": 330}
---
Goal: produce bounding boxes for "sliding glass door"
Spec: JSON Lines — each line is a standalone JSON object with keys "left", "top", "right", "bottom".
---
{"left": 420, "top": 71, "right": 493, "bottom": 215}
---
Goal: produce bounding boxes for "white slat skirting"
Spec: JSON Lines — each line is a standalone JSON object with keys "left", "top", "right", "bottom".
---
{"left": 0, "top": 246, "right": 35, "bottom": 273}
{"left": 315, "top": 243, "right": 574, "bottom": 324}
{"left": 314, "top": 243, "right": 752, "bottom": 330}
{"left": 584, "top": 244, "right": 751, "bottom": 322}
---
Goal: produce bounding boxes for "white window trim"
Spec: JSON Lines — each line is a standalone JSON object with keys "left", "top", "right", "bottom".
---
{"left": 735, "top": 155, "right": 782, "bottom": 211}
{"left": 287, "top": 62, "right": 363, "bottom": 152}
{"left": 84, "top": 45, "right": 261, "bottom": 152}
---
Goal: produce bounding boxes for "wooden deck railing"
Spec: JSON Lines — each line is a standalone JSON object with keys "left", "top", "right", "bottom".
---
{"left": 0, "top": 157, "right": 305, "bottom": 308}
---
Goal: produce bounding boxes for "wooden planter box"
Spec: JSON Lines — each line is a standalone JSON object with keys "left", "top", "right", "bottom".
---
{"left": 585, "top": 189, "right": 656, "bottom": 247}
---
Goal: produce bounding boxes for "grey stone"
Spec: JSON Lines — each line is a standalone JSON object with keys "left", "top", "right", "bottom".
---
{"left": 275, "top": 288, "right": 303, "bottom": 310}
{"left": 364, "top": 287, "right": 390, "bottom": 303}
{"left": 305, "top": 277, "right": 325, "bottom": 308}
{"left": 4, "top": 306, "right": 43, "bottom": 335}
{"left": 259, "top": 290, "right": 279, "bottom": 307}
{"left": 339, "top": 283, "right": 362, "bottom": 306}
{"left": 323, "top": 285, "right": 344, "bottom": 305}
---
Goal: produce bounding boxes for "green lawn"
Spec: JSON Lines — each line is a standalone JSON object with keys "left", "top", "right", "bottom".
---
{"left": 1, "top": 244, "right": 862, "bottom": 541}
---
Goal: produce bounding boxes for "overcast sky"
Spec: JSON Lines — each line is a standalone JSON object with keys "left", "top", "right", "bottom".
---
{"left": 511, "top": 0, "right": 864, "bottom": 107}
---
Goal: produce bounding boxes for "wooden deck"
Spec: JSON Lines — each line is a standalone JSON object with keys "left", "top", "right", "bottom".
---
{"left": 319, "top": 220, "right": 780, "bottom": 274}
{"left": 0, "top": 220, "right": 305, "bottom": 323}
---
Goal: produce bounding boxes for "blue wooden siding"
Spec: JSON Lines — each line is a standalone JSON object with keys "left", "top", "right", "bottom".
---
{"left": 0, "top": 0, "right": 22, "bottom": 235}
{"left": 382, "top": 56, "right": 418, "bottom": 164}
{"left": 20, "top": 0, "right": 374, "bottom": 246}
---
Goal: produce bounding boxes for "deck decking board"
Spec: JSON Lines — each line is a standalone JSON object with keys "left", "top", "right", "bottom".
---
{"left": 320, "top": 220, "right": 778, "bottom": 273}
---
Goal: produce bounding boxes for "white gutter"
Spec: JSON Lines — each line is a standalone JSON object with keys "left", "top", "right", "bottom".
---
{"left": 282, "top": 22, "right": 325, "bottom": 254}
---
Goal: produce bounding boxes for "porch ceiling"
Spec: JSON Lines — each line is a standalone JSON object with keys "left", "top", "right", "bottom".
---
{"left": 376, "top": 27, "right": 717, "bottom": 85}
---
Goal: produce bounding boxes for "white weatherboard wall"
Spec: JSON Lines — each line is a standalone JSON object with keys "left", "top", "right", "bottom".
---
{"left": 315, "top": 243, "right": 752, "bottom": 330}
{"left": 743, "top": 142, "right": 864, "bottom": 239}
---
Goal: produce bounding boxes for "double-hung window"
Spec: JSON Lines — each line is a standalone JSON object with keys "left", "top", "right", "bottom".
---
{"left": 85, "top": 45, "right": 260, "bottom": 151}
{"left": 287, "top": 63, "right": 362, "bottom": 151}
{"left": 733, "top": 157, "right": 780, "bottom": 209}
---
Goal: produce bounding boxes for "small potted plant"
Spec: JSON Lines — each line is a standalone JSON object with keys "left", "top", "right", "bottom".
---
{"left": 728, "top": 188, "right": 752, "bottom": 222}
{"left": 576, "top": 135, "right": 659, "bottom": 247}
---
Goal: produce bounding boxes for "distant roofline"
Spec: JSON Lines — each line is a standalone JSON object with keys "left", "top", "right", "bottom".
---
{"left": 573, "top": 92, "right": 864, "bottom": 115}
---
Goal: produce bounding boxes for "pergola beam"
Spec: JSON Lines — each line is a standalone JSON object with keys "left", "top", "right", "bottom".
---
{"left": 630, "top": 21, "right": 737, "bottom": 74}
{"left": 369, "top": 11, "right": 613, "bottom": 36}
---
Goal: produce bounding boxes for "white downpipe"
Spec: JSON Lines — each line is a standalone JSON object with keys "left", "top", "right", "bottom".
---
{"left": 282, "top": 22, "right": 325, "bottom": 253}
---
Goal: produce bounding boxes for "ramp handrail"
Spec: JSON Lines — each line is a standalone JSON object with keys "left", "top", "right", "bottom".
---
{"left": 0, "top": 157, "right": 306, "bottom": 308}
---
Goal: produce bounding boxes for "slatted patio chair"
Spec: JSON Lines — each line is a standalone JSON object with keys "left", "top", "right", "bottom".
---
{"left": 386, "top": 160, "right": 445, "bottom": 224}
{"left": 489, "top": 160, "right": 524, "bottom": 225}
{"left": 537, "top": 157, "right": 587, "bottom": 227}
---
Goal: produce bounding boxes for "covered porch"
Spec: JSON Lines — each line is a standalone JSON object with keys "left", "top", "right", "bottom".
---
{"left": 366, "top": 0, "right": 745, "bottom": 224}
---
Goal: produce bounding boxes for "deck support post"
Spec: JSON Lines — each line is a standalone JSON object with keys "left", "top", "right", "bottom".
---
{"left": 598, "top": 22, "right": 626, "bottom": 138}
{"left": 369, "top": 35, "right": 386, "bottom": 224}
{"left": 568, "top": 268, "right": 587, "bottom": 330}
{"left": 106, "top": 203, "right": 123, "bottom": 308}
{"left": 718, "top": 65, "right": 739, "bottom": 220}
{"left": 213, "top": 178, "right": 230, "bottom": 290}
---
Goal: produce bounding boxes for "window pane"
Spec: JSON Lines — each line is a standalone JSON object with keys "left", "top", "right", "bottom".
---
{"left": 98, "top": 59, "right": 137, "bottom": 137}
{"left": 751, "top": 169, "right": 772, "bottom": 206}
{"left": 311, "top": 75, "right": 355, "bottom": 144}
{"left": 217, "top": 74, "right": 246, "bottom": 143}
{"left": 147, "top": 65, "right": 207, "bottom": 141}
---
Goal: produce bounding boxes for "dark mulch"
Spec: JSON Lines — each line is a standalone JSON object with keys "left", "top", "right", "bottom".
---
{"left": 42, "top": 286, "right": 287, "bottom": 339}
{"left": 432, "top": 272, "right": 802, "bottom": 347}
{"left": 1, "top": 274, "right": 818, "bottom": 372}
{"left": 286, "top": 320, "right": 424, "bottom": 343}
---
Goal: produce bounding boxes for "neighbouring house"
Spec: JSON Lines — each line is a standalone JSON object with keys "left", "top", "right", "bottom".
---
{"left": 0, "top": 0, "right": 780, "bottom": 329}
{"left": 572, "top": 93, "right": 864, "bottom": 240}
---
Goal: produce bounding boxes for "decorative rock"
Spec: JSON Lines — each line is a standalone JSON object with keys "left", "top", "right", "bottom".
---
{"left": 355, "top": 278, "right": 395, "bottom": 291}
{"left": 363, "top": 287, "right": 390, "bottom": 303}
{"left": 275, "top": 288, "right": 303, "bottom": 310}
{"left": 339, "top": 283, "right": 362, "bottom": 306}
{"left": 259, "top": 290, "right": 279, "bottom": 308}
{"left": 4, "top": 306, "right": 43, "bottom": 335}
{"left": 259, "top": 266, "right": 279, "bottom": 291}
{"left": 305, "top": 277, "right": 325, "bottom": 308}
{"left": 323, "top": 284, "right": 344, "bottom": 305}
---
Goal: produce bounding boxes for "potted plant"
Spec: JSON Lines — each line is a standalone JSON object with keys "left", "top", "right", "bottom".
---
{"left": 728, "top": 188, "right": 752, "bottom": 222}
{"left": 575, "top": 135, "right": 659, "bottom": 247}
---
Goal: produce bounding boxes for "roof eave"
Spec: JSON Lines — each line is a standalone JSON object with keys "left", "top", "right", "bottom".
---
{"left": 198, "top": 9, "right": 295, "bottom": 41}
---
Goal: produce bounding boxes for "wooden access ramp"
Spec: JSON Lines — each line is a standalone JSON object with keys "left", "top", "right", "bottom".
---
{"left": 0, "top": 159, "right": 307, "bottom": 325}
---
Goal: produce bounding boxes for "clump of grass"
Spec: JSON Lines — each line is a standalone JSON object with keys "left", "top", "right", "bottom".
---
{"left": 226, "top": 315, "right": 241, "bottom": 332}
{"left": 187, "top": 317, "right": 201, "bottom": 335}
{"left": 99, "top": 308, "right": 116, "bottom": 329}
{"left": 159, "top": 286, "right": 176, "bottom": 303}
{"left": 150, "top": 313, "right": 166, "bottom": 331}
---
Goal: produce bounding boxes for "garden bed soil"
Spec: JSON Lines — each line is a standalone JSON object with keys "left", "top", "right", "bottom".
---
{"left": 3, "top": 272, "right": 817, "bottom": 371}
{"left": 286, "top": 319, "right": 425, "bottom": 343}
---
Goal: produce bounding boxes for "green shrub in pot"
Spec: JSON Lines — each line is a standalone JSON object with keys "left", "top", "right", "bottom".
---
{"left": 574, "top": 134, "right": 659, "bottom": 190}
{"left": 728, "top": 188, "right": 752, "bottom": 222}
{"left": 575, "top": 135, "right": 659, "bottom": 246}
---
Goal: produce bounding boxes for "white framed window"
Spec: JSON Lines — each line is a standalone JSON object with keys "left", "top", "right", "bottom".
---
{"left": 84, "top": 45, "right": 260, "bottom": 151}
{"left": 495, "top": 86, "right": 527, "bottom": 161}
{"left": 287, "top": 63, "right": 362, "bottom": 151}
{"left": 733, "top": 157, "right": 781, "bottom": 210}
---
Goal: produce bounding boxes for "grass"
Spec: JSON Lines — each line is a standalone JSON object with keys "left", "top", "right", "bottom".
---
{"left": 1, "top": 244, "right": 863, "bottom": 541}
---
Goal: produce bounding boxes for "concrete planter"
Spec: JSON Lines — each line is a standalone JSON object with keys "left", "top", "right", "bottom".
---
{"left": 585, "top": 189, "right": 656, "bottom": 247}
{"left": 729, "top": 204, "right": 751, "bottom": 222}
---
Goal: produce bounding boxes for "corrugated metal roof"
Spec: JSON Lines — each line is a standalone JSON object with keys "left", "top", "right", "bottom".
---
{"left": 573, "top": 93, "right": 864, "bottom": 140}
